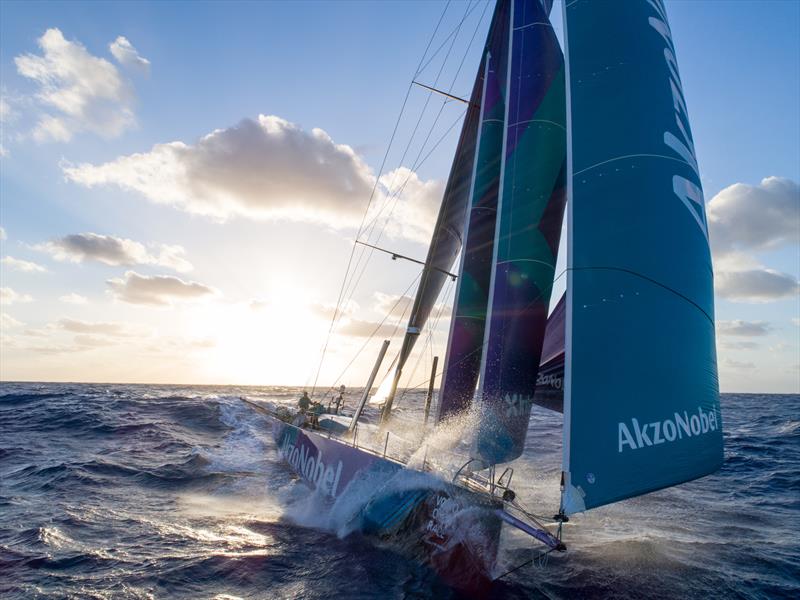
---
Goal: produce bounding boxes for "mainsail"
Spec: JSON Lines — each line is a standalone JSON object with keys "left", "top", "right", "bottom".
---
{"left": 473, "top": 0, "right": 567, "bottom": 466}
{"left": 437, "top": 0, "right": 511, "bottom": 423}
{"left": 560, "top": 0, "right": 722, "bottom": 515}
{"left": 379, "top": 32, "right": 487, "bottom": 424}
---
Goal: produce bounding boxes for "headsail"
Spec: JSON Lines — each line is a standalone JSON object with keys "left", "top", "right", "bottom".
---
{"left": 473, "top": 0, "right": 567, "bottom": 466}
{"left": 437, "top": 0, "right": 511, "bottom": 423}
{"left": 560, "top": 0, "right": 722, "bottom": 515}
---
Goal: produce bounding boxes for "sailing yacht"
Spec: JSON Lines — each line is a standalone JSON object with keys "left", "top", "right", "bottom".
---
{"left": 244, "top": 0, "right": 723, "bottom": 591}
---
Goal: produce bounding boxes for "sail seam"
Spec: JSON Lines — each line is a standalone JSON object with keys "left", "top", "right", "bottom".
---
{"left": 513, "top": 22, "right": 554, "bottom": 31}
{"left": 496, "top": 258, "right": 555, "bottom": 268}
{"left": 573, "top": 153, "right": 695, "bottom": 177}
{"left": 509, "top": 118, "right": 565, "bottom": 131}
{"left": 569, "top": 266, "right": 714, "bottom": 325}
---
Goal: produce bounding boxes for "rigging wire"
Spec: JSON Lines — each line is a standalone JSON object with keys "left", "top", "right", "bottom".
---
{"left": 335, "top": 0, "right": 477, "bottom": 320}
{"left": 315, "top": 271, "right": 421, "bottom": 401}
{"left": 334, "top": 0, "right": 486, "bottom": 346}
{"left": 357, "top": 0, "right": 490, "bottom": 241}
{"left": 309, "top": 1, "right": 452, "bottom": 395}
{"left": 416, "top": 0, "right": 486, "bottom": 77}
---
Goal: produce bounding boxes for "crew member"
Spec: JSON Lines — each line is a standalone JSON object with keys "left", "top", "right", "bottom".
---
{"left": 297, "top": 390, "right": 311, "bottom": 413}
{"left": 333, "top": 385, "right": 346, "bottom": 415}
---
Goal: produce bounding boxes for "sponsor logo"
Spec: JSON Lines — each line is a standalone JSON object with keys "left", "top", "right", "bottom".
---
{"left": 646, "top": 0, "right": 709, "bottom": 241}
{"left": 504, "top": 393, "right": 534, "bottom": 417}
{"left": 536, "top": 372, "right": 563, "bottom": 390}
{"left": 279, "top": 434, "right": 343, "bottom": 497}
{"left": 618, "top": 406, "right": 719, "bottom": 452}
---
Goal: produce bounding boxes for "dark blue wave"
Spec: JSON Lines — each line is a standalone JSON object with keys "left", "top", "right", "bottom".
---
{"left": 0, "top": 383, "right": 797, "bottom": 599}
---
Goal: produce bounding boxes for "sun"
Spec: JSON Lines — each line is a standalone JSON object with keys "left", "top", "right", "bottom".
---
{"left": 191, "top": 290, "right": 330, "bottom": 386}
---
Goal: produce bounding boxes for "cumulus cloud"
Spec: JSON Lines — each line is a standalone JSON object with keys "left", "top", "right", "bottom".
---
{"left": 0, "top": 287, "right": 33, "bottom": 305}
{"left": 708, "top": 177, "right": 799, "bottom": 256}
{"left": 717, "top": 320, "right": 771, "bottom": 337}
{"left": 1, "top": 256, "right": 47, "bottom": 272}
{"left": 62, "top": 115, "right": 443, "bottom": 242}
{"left": 35, "top": 233, "right": 192, "bottom": 272}
{"left": 14, "top": 28, "right": 137, "bottom": 142}
{"left": 0, "top": 227, "right": 6, "bottom": 240}
{"left": 109, "top": 36, "right": 150, "bottom": 73}
{"left": 59, "top": 293, "right": 88, "bottom": 304}
{"left": 106, "top": 270, "right": 216, "bottom": 306}
{"left": 715, "top": 269, "right": 799, "bottom": 303}
{"left": 377, "top": 167, "right": 444, "bottom": 244}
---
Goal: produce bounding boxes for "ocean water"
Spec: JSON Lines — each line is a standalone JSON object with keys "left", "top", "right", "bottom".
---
{"left": 0, "top": 384, "right": 797, "bottom": 599}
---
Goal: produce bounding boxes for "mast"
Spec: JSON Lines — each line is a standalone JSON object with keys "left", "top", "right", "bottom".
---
{"left": 560, "top": 0, "right": 722, "bottom": 515}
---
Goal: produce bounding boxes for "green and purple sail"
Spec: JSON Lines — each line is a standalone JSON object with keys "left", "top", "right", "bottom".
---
{"left": 437, "top": 0, "right": 511, "bottom": 422}
{"left": 475, "top": 0, "right": 566, "bottom": 465}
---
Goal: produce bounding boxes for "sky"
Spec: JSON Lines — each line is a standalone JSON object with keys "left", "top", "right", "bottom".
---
{"left": 0, "top": 0, "right": 798, "bottom": 393}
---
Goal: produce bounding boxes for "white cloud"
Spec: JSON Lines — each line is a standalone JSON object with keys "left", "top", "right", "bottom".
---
{"left": 1, "top": 312, "right": 24, "bottom": 328}
{"left": 0, "top": 287, "right": 33, "bottom": 305}
{"left": 35, "top": 232, "right": 192, "bottom": 272}
{"left": 0, "top": 227, "right": 6, "bottom": 240}
{"left": 109, "top": 36, "right": 150, "bottom": 73}
{"left": 793, "top": 318, "right": 800, "bottom": 327}
{"left": 59, "top": 293, "right": 88, "bottom": 304}
{"left": 14, "top": 28, "right": 136, "bottom": 142}
{"left": 715, "top": 269, "right": 799, "bottom": 303}
{"left": 0, "top": 97, "right": 14, "bottom": 123}
{"left": 73, "top": 334, "right": 118, "bottom": 347}
{"left": 708, "top": 177, "right": 799, "bottom": 256}
{"left": 337, "top": 318, "right": 403, "bottom": 338}
{"left": 62, "top": 115, "right": 442, "bottom": 242}
{"left": 106, "top": 270, "right": 216, "bottom": 306}
{"left": 722, "top": 358, "right": 756, "bottom": 370}
{"left": 717, "top": 320, "right": 771, "bottom": 337}
{"left": 377, "top": 167, "right": 444, "bottom": 244}
{"left": 1, "top": 256, "right": 47, "bottom": 272}
{"left": 373, "top": 291, "right": 414, "bottom": 319}
{"left": 57, "top": 317, "right": 134, "bottom": 336}
{"left": 719, "top": 340, "right": 759, "bottom": 350}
